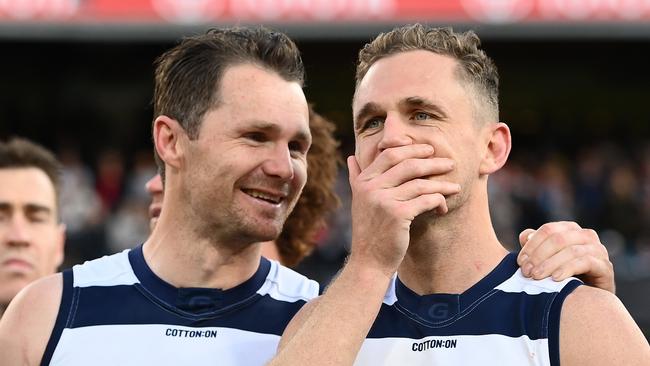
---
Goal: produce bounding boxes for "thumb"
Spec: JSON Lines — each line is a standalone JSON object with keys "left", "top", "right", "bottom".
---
{"left": 519, "top": 228, "right": 535, "bottom": 248}
{"left": 347, "top": 155, "right": 361, "bottom": 184}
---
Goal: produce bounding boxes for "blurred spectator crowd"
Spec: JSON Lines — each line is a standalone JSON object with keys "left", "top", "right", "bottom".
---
{"left": 58, "top": 140, "right": 650, "bottom": 282}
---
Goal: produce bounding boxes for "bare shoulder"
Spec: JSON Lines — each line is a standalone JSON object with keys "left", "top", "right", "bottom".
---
{"left": 0, "top": 273, "right": 64, "bottom": 365}
{"left": 278, "top": 296, "right": 322, "bottom": 351}
{"left": 560, "top": 285, "right": 650, "bottom": 366}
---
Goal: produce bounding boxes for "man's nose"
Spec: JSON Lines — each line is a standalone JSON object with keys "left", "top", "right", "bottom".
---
{"left": 377, "top": 115, "right": 414, "bottom": 152}
{"left": 262, "top": 144, "right": 294, "bottom": 180}
{"left": 5, "top": 216, "right": 31, "bottom": 247}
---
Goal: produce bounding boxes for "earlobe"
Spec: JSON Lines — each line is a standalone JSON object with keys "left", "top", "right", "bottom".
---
{"left": 153, "top": 116, "right": 185, "bottom": 171}
{"left": 479, "top": 122, "right": 511, "bottom": 175}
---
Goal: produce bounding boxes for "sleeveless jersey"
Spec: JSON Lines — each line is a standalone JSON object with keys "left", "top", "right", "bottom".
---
{"left": 355, "top": 253, "right": 581, "bottom": 366}
{"left": 42, "top": 245, "right": 319, "bottom": 365}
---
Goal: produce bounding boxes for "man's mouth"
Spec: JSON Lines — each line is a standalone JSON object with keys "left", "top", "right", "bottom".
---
{"left": 2, "top": 258, "right": 34, "bottom": 272}
{"left": 241, "top": 189, "right": 284, "bottom": 205}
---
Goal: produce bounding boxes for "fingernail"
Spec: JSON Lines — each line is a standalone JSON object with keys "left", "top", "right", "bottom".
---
{"left": 532, "top": 267, "right": 543, "bottom": 278}
{"left": 519, "top": 254, "right": 528, "bottom": 264}
{"left": 551, "top": 270, "right": 563, "bottom": 281}
{"left": 527, "top": 232, "right": 535, "bottom": 241}
{"left": 522, "top": 263, "right": 533, "bottom": 276}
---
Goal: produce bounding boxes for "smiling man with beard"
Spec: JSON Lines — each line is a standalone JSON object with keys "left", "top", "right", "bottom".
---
{"left": 0, "top": 27, "right": 318, "bottom": 365}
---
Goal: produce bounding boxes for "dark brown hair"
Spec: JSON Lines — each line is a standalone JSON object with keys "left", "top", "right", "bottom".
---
{"left": 0, "top": 137, "right": 62, "bottom": 205}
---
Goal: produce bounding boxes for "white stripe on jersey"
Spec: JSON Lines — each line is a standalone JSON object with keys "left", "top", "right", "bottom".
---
{"left": 72, "top": 249, "right": 138, "bottom": 288}
{"left": 258, "top": 260, "right": 319, "bottom": 303}
{"left": 355, "top": 334, "right": 550, "bottom": 366}
{"left": 495, "top": 269, "right": 576, "bottom": 295}
{"left": 50, "top": 324, "right": 280, "bottom": 365}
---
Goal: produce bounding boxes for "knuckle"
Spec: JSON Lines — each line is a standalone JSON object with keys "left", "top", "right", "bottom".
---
{"left": 549, "top": 232, "right": 567, "bottom": 248}
{"left": 537, "top": 224, "right": 555, "bottom": 236}
{"left": 585, "top": 228, "right": 599, "bottom": 242}
{"left": 569, "top": 244, "right": 584, "bottom": 257}
{"left": 384, "top": 149, "right": 401, "bottom": 164}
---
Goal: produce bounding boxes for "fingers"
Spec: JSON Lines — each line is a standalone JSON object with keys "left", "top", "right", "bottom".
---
{"left": 347, "top": 156, "right": 361, "bottom": 183}
{"left": 391, "top": 178, "right": 461, "bottom": 201}
{"left": 378, "top": 157, "right": 455, "bottom": 188}
{"left": 518, "top": 221, "right": 583, "bottom": 266}
{"left": 517, "top": 222, "right": 614, "bottom": 293}
{"left": 396, "top": 193, "right": 449, "bottom": 219}
{"left": 518, "top": 229, "right": 535, "bottom": 249}
{"left": 523, "top": 244, "right": 590, "bottom": 279}
{"left": 359, "top": 144, "right": 434, "bottom": 180}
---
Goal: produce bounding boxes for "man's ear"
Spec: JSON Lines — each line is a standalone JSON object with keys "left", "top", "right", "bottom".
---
{"left": 153, "top": 115, "right": 186, "bottom": 171}
{"left": 479, "top": 122, "right": 511, "bottom": 175}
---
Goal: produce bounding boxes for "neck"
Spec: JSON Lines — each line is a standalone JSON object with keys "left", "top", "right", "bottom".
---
{"left": 398, "top": 186, "right": 507, "bottom": 295}
{"left": 144, "top": 194, "right": 263, "bottom": 289}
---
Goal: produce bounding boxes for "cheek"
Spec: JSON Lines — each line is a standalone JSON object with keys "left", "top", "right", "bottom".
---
{"left": 294, "top": 161, "right": 308, "bottom": 189}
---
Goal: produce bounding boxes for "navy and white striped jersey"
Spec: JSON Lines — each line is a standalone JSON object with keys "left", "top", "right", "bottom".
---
{"left": 42, "top": 245, "right": 319, "bottom": 365}
{"left": 355, "top": 252, "right": 581, "bottom": 366}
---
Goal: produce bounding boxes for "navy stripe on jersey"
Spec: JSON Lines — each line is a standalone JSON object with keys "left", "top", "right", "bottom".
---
{"left": 367, "top": 253, "right": 581, "bottom": 341}
{"left": 66, "top": 286, "right": 304, "bottom": 336}
{"left": 44, "top": 244, "right": 319, "bottom": 365}
{"left": 41, "top": 270, "right": 73, "bottom": 366}
{"left": 128, "top": 245, "right": 273, "bottom": 313}
{"left": 548, "top": 279, "right": 581, "bottom": 366}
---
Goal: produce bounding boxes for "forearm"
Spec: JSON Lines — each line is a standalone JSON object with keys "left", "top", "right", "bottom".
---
{"left": 270, "top": 260, "right": 392, "bottom": 366}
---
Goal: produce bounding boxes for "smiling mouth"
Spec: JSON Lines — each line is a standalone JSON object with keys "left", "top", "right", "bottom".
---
{"left": 242, "top": 189, "right": 284, "bottom": 205}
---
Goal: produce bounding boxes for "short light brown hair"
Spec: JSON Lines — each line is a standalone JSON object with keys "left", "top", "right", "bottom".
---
{"left": 275, "top": 107, "right": 341, "bottom": 267}
{"left": 0, "top": 137, "right": 62, "bottom": 211}
{"left": 153, "top": 26, "right": 305, "bottom": 178}
{"left": 356, "top": 24, "right": 499, "bottom": 122}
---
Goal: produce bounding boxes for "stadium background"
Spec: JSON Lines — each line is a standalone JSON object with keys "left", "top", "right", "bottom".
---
{"left": 0, "top": 0, "right": 648, "bottom": 339}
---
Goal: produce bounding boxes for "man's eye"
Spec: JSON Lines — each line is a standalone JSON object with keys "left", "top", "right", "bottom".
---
{"left": 244, "top": 132, "right": 267, "bottom": 142}
{"left": 28, "top": 213, "right": 49, "bottom": 223}
{"left": 365, "top": 118, "right": 383, "bottom": 130}
{"left": 288, "top": 141, "right": 307, "bottom": 156}
{"left": 413, "top": 112, "right": 431, "bottom": 120}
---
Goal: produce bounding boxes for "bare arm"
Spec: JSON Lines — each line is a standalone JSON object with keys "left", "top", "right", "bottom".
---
{"left": 270, "top": 146, "right": 460, "bottom": 365}
{"left": 560, "top": 285, "right": 650, "bottom": 365}
{"left": 0, "top": 274, "right": 63, "bottom": 366}
{"left": 518, "top": 221, "right": 615, "bottom": 293}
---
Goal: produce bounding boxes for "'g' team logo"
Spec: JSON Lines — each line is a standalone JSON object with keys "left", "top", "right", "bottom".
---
{"left": 462, "top": 0, "right": 535, "bottom": 23}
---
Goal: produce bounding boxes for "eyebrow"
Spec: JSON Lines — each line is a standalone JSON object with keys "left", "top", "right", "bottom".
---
{"left": 354, "top": 102, "right": 384, "bottom": 131}
{"left": 399, "top": 97, "right": 448, "bottom": 119}
{"left": 248, "top": 121, "right": 311, "bottom": 145}
{"left": 0, "top": 202, "right": 52, "bottom": 214}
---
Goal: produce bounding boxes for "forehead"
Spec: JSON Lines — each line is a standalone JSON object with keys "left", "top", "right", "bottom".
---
{"left": 213, "top": 63, "right": 309, "bottom": 134}
{"left": 0, "top": 168, "right": 57, "bottom": 209}
{"left": 353, "top": 50, "right": 468, "bottom": 114}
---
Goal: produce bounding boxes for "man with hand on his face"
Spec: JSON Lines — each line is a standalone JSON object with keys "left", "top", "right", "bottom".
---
{"left": 272, "top": 24, "right": 648, "bottom": 365}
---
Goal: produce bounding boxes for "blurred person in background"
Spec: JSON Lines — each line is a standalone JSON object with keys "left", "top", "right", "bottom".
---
{"left": 0, "top": 138, "right": 65, "bottom": 318}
